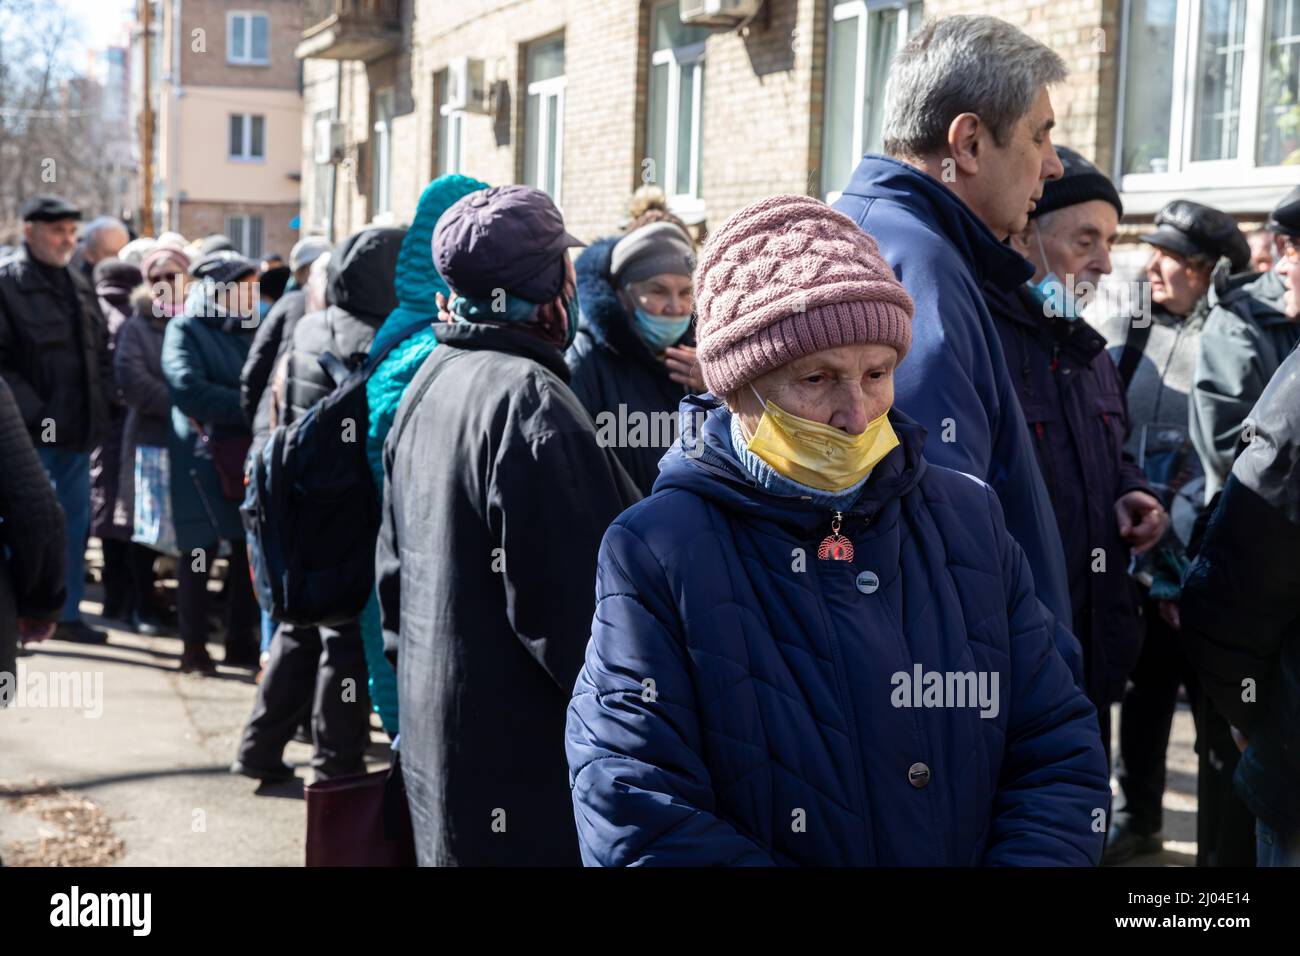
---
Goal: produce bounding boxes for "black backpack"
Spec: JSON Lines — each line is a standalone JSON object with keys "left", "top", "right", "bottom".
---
{"left": 241, "top": 335, "right": 404, "bottom": 627}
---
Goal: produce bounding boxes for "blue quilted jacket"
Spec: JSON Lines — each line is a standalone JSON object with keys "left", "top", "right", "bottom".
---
{"left": 566, "top": 395, "right": 1109, "bottom": 866}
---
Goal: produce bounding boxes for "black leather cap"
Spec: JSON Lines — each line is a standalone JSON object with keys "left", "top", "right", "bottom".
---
{"left": 1140, "top": 200, "right": 1251, "bottom": 271}
{"left": 1267, "top": 185, "right": 1300, "bottom": 239}
{"left": 190, "top": 250, "right": 259, "bottom": 285}
{"left": 20, "top": 194, "right": 81, "bottom": 223}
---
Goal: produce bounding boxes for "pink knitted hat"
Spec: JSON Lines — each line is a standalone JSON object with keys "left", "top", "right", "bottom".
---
{"left": 694, "top": 194, "right": 914, "bottom": 396}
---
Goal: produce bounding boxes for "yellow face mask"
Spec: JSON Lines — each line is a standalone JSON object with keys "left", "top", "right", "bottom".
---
{"left": 743, "top": 384, "right": 899, "bottom": 492}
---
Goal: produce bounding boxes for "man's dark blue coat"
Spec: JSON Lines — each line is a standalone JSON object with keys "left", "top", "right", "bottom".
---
{"left": 833, "top": 155, "right": 1081, "bottom": 683}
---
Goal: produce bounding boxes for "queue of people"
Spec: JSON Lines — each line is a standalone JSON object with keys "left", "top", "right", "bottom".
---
{"left": 2, "top": 11, "right": 1298, "bottom": 868}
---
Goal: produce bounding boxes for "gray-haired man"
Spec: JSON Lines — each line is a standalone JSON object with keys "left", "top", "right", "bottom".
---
{"left": 832, "top": 15, "right": 1080, "bottom": 682}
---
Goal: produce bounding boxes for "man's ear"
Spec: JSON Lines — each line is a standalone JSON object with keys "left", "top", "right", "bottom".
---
{"left": 947, "top": 112, "right": 983, "bottom": 176}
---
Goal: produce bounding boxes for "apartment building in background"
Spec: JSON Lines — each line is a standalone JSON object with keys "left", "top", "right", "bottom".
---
{"left": 296, "top": 0, "right": 1300, "bottom": 245}
{"left": 157, "top": 0, "right": 304, "bottom": 257}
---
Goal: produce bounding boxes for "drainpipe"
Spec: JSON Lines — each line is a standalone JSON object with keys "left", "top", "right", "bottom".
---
{"left": 169, "top": 0, "right": 183, "bottom": 232}
{"left": 327, "top": 60, "right": 342, "bottom": 242}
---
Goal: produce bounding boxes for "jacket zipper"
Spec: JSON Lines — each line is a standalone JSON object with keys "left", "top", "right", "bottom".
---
{"left": 811, "top": 511, "right": 875, "bottom": 861}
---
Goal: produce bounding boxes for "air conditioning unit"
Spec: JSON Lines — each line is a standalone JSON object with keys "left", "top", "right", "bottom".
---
{"left": 446, "top": 56, "right": 490, "bottom": 114}
{"left": 680, "top": 0, "right": 764, "bottom": 27}
{"left": 313, "top": 118, "right": 345, "bottom": 165}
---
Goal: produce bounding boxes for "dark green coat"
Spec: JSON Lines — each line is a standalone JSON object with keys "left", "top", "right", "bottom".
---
{"left": 161, "top": 307, "right": 253, "bottom": 552}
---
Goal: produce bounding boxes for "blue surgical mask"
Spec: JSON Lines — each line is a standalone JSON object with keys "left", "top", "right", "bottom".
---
{"left": 1029, "top": 272, "right": 1074, "bottom": 318}
{"left": 1031, "top": 229, "right": 1080, "bottom": 320}
{"left": 632, "top": 306, "right": 690, "bottom": 353}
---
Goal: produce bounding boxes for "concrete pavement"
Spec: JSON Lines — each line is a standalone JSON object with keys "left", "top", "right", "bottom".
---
{"left": 1, "top": 592, "right": 389, "bottom": 867}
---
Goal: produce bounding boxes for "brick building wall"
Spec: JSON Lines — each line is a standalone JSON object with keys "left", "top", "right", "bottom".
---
{"left": 294, "top": 0, "right": 1159, "bottom": 245}
{"left": 180, "top": 0, "right": 304, "bottom": 90}
{"left": 178, "top": 200, "right": 300, "bottom": 262}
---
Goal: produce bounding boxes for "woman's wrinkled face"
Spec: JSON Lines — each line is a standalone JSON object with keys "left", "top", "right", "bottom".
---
{"left": 728, "top": 343, "right": 898, "bottom": 438}
{"left": 1146, "top": 247, "right": 1211, "bottom": 316}
{"left": 620, "top": 273, "right": 693, "bottom": 318}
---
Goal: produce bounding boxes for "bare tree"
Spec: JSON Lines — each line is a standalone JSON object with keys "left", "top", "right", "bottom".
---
{"left": 0, "top": 0, "right": 124, "bottom": 244}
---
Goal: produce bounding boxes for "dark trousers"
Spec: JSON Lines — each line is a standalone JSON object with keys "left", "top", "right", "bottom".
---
{"left": 127, "top": 544, "right": 159, "bottom": 619}
{"left": 1115, "top": 595, "right": 1199, "bottom": 835}
{"left": 176, "top": 544, "right": 257, "bottom": 658}
{"left": 100, "top": 537, "right": 132, "bottom": 618}
{"left": 237, "top": 619, "right": 372, "bottom": 780}
{"left": 101, "top": 539, "right": 159, "bottom": 621}
{"left": 1116, "top": 595, "right": 1256, "bottom": 865}
{"left": 1194, "top": 685, "right": 1256, "bottom": 866}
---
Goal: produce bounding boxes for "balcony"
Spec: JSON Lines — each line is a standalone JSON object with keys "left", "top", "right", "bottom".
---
{"left": 296, "top": 0, "right": 403, "bottom": 62}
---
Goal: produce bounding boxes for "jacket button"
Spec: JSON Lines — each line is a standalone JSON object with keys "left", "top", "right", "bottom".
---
{"left": 855, "top": 570, "right": 879, "bottom": 594}
{"left": 908, "top": 762, "right": 931, "bottom": 788}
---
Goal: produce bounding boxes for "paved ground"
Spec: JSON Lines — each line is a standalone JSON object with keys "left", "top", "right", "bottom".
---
{"left": 1, "top": 584, "right": 1197, "bottom": 867}
{"left": 0, "top": 587, "right": 389, "bottom": 867}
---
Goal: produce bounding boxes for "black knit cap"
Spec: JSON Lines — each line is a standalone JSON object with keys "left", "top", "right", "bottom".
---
{"left": 1032, "top": 147, "right": 1123, "bottom": 220}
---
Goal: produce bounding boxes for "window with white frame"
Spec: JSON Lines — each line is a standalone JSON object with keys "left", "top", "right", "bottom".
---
{"left": 436, "top": 69, "right": 467, "bottom": 175}
{"left": 646, "top": 1, "right": 707, "bottom": 209}
{"left": 1118, "top": 0, "right": 1300, "bottom": 188}
{"left": 229, "top": 113, "right": 265, "bottom": 161}
{"left": 821, "top": 0, "right": 923, "bottom": 201}
{"left": 524, "top": 35, "right": 565, "bottom": 202}
{"left": 372, "top": 88, "right": 394, "bottom": 218}
{"left": 225, "top": 214, "right": 264, "bottom": 260}
{"left": 228, "top": 12, "right": 269, "bottom": 66}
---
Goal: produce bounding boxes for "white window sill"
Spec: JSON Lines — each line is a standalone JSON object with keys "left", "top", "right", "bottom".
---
{"left": 667, "top": 195, "right": 707, "bottom": 225}
{"left": 1120, "top": 167, "right": 1300, "bottom": 216}
{"left": 228, "top": 156, "right": 267, "bottom": 164}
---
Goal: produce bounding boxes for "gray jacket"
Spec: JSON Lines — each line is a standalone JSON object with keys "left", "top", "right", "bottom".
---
{"left": 1094, "top": 291, "right": 1211, "bottom": 601}
{"left": 1191, "top": 268, "right": 1300, "bottom": 502}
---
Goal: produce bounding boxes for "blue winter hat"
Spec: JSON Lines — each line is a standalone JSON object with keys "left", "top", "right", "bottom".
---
{"left": 432, "top": 185, "right": 585, "bottom": 304}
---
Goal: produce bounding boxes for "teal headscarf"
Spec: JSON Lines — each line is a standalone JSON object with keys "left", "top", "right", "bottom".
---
{"left": 361, "top": 174, "right": 488, "bottom": 737}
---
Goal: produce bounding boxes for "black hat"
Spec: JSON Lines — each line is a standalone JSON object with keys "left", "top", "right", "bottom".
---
{"left": 258, "top": 265, "right": 291, "bottom": 301}
{"left": 1033, "top": 147, "right": 1123, "bottom": 219}
{"left": 433, "top": 185, "right": 585, "bottom": 304}
{"left": 190, "top": 250, "right": 259, "bottom": 285}
{"left": 21, "top": 195, "right": 81, "bottom": 223}
{"left": 92, "top": 258, "right": 143, "bottom": 291}
{"left": 1140, "top": 200, "right": 1251, "bottom": 272}
{"left": 1267, "top": 185, "right": 1300, "bottom": 239}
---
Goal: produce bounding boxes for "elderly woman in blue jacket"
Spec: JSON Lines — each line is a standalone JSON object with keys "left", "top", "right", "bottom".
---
{"left": 565, "top": 195, "right": 1109, "bottom": 866}
{"left": 566, "top": 219, "right": 700, "bottom": 495}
